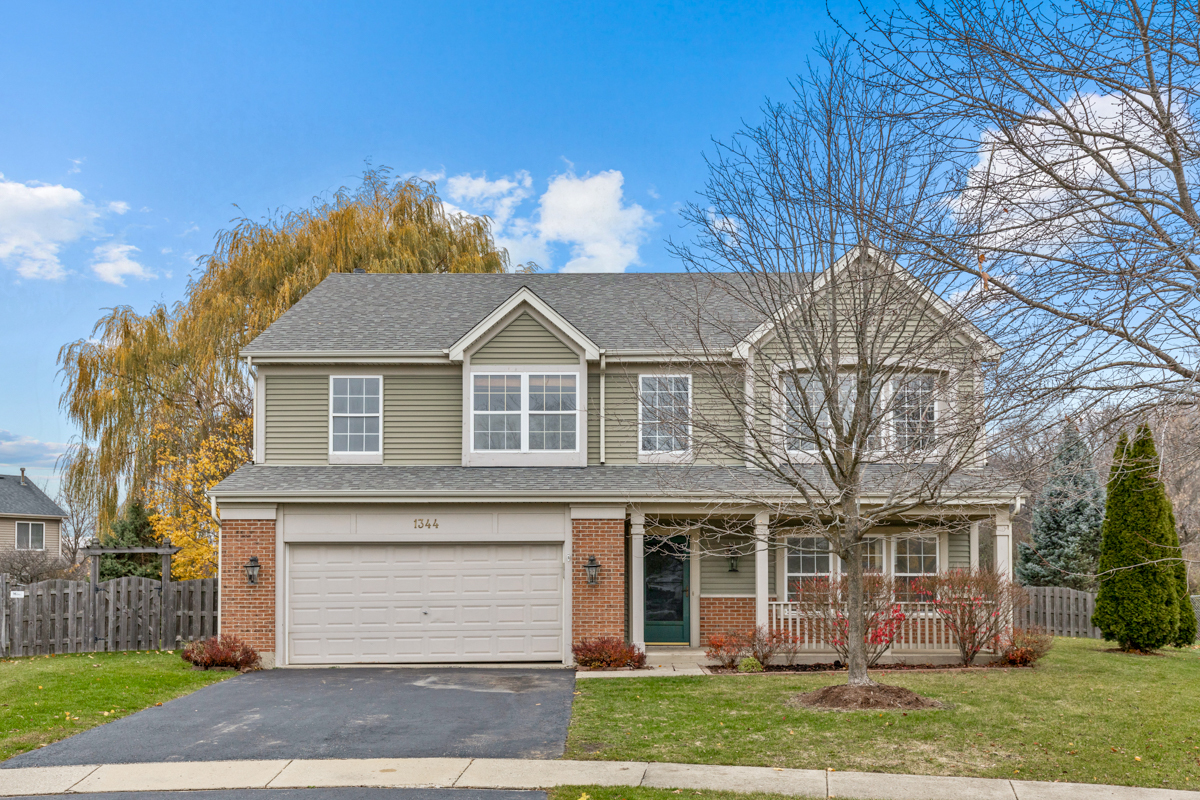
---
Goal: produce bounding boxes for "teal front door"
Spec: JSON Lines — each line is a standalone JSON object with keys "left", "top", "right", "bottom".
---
{"left": 644, "top": 537, "right": 690, "bottom": 644}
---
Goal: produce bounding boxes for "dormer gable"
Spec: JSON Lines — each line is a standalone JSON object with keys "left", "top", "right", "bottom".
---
{"left": 448, "top": 286, "right": 600, "bottom": 363}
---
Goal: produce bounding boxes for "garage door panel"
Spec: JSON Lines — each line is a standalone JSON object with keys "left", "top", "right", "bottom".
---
{"left": 288, "top": 542, "right": 563, "bottom": 664}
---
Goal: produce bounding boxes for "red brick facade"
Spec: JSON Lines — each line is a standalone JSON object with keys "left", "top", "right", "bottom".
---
{"left": 571, "top": 518, "right": 626, "bottom": 645}
{"left": 699, "top": 596, "right": 756, "bottom": 644}
{"left": 219, "top": 519, "right": 276, "bottom": 655}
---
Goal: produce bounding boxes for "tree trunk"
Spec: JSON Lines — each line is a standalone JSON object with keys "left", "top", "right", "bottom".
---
{"left": 842, "top": 521, "right": 875, "bottom": 686}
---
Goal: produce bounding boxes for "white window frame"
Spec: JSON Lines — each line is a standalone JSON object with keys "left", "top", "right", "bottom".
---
{"left": 775, "top": 364, "right": 946, "bottom": 461}
{"left": 469, "top": 372, "right": 580, "bottom": 454}
{"left": 892, "top": 374, "right": 938, "bottom": 452}
{"left": 16, "top": 520, "right": 45, "bottom": 551}
{"left": 637, "top": 373, "right": 693, "bottom": 463}
{"left": 893, "top": 535, "right": 939, "bottom": 603}
{"left": 329, "top": 374, "right": 384, "bottom": 465}
{"left": 785, "top": 534, "right": 886, "bottom": 601}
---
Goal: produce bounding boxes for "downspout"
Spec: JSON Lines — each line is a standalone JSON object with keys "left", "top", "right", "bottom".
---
{"left": 599, "top": 351, "right": 607, "bottom": 464}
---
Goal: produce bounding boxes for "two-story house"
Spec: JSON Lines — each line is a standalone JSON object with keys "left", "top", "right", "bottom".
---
{"left": 0, "top": 469, "right": 66, "bottom": 559}
{"left": 211, "top": 259, "right": 1022, "bottom": 668}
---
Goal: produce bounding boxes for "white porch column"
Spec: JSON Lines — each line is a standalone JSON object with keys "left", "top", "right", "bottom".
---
{"left": 774, "top": 533, "right": 788, "bottom": 602}
{"left": 994, "top": 508, "right": 1012, "bottom": 577}
{"left": 969, "top": 521, "right": 980, "bottom": 570}
{"left": 689, "top": 533, "right": 701, "bottom": 647}
{"left": 631, "top": 510, "right": 646, "bottom": 649}
{"left": 754, "top": 511, "right": 769, "bottom": 628}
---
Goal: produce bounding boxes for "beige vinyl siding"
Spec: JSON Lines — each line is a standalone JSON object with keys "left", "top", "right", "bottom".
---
{"left": 597, "top": 369, "right": 640, "bottom": 464}
{"left": 588, "top": 371, "right": 601, "bottom": 464}
{"left": 698, "top": 536, "right": 776, "bottom": 597}
{"left": 0, "top": 516, "right": 61, "bottom": 555}
{"left": 472, "top": 313, "right": 578, "bottom": 364}
{"left": 384, "top": 369, "right": 462, "bottom": 465}
{"left": 265, "top": 374, "right": 329, "bottom": 464}
{"left": 948, "top": 530, "right": 971, "bottom": 568}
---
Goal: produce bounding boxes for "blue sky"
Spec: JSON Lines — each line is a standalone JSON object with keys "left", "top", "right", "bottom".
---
{"left": 0, "top": 0, "right": 863, "bottom": 490}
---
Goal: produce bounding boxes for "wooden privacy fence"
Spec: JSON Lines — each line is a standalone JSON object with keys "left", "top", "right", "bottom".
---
{"left": 0, "top": 574, "right": 218, "bottom": 657}
{"left": 1018, "top": 586, "right": 1101, "bottom": 638}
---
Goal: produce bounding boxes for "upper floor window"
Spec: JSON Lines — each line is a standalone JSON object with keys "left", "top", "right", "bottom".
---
{"left": 783, "top": 373, "right": 881, "bottom": 453}
{"left": 331, "top": 376, "right": 381, "bottom": 454}
{"left": 893, "top": 375, "right": 936, "bottom": 451}
{"left": 16, "top": 521, "right": 45, "bottom": 551}
{"left": 472, "top": 373, "right": 577, "bottom": 452}
{"left": 639, "top": 375, "right": 691, "bottom": 454}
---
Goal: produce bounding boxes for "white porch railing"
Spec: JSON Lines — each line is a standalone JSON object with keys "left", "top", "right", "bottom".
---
{"left": 768, "top": 600, "right": 958, "bottom": 653}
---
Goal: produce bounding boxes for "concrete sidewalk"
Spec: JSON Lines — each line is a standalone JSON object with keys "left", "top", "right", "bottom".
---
{"left": 2, "top": 757, "right": 1197, "bottom": 800}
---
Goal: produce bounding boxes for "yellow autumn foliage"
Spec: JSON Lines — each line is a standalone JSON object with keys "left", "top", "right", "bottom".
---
{"left": 148, "top": 419, "right": 253, "bottom": 579}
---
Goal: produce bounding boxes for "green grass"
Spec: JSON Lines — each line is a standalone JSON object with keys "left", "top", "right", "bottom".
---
{"left": 0, "top": 650, "right": 233, "bottom": 762}
{"left": 566, "top": 637, "right": 1200, "bottom": 790}
{"left": 550, "top": 787, "right": 891, "bottom": 800}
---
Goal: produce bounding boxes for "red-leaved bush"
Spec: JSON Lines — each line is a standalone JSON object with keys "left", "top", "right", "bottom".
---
{"left": 572, "top": 637, "right": 647, "bottom": 669}
{"left": 795, "top": 574, "right": 906, "bottom": 667}
{"left": 998, "top": 625, "right": 1053, "bottom": 666}
{"left": 704, "top": 632, "right": 747, "bottom": 669}
{"left": 181, "top": 635, "right": 262, "bottom": 671}
{"left": 916, "top": 569, "right": 1027, "bottom": 666}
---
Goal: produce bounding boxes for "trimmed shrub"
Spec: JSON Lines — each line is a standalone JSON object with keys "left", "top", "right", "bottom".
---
{"left": 999, "top": 626, "right": 1054, "bottom": 667}
{"left": 746, "top": 625, "right": 795, "bottom": 666}
{"left": 737, "top": 656, "right": 763, "bottom": 673}
{"left": 917, "top": 568, "right": 1026, "bottom": 666}
{"left": 1092, "top": 426, "right": 1182, "bottom": 651}
{"left": 704, "top": 632, "right": 747, "bottom": 669}
{"left": 181, "top": 635, "right": 261, "bottom": 671}
{"left": 572, "top": 637, "right": 647, "bottom": 669}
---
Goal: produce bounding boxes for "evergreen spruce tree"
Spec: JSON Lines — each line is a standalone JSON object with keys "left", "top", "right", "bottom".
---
{"left": 1092, "top": 426, "right": 1179, "bottom": 651}
{"left": 98, "top": 501, "right": 161, "bottom": 582}
{"left": 1016, "top": 423, "right": 1105, "bottom": 589}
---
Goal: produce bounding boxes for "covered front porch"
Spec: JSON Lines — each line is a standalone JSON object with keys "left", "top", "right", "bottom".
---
{"left": 627, "top": 505, "right": 1016, "bottom": 662}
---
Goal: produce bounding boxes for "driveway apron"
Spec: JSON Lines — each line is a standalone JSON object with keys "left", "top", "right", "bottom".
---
{"left": 3, "top": 668, "right": 576, "bottom": 767}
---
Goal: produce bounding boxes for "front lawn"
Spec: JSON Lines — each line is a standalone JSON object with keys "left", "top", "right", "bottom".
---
{"left": 0, "top": 650, "right": 233, "bottom": 762}
{"left": 566, "top": 637, "right": 1200, "bottom": 790}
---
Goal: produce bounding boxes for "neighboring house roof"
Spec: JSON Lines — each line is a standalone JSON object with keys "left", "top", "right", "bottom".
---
{"left": 241, "top": 273, "right": 763, "bottom": 356}
{"left": 0, "top": 474, "right": 66, "bottom": 518}
{"left": 211, "top": 464, "right": 1022, "bottom": 505}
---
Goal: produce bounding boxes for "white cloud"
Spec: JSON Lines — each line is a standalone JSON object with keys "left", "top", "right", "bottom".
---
{"left": 0, "top": 430, "right": 67, "bottom": 469}
{"left": 91, "top": 242, "right": 154, "bottom": 285}
{"left": 443, "top": 168, "right": 655, "bottom": 273}
{"left": 108, "top": 201, "right": 130, "bottom": 214}
{"left": 67, "top": 158, "right": 83, "bottom": 175}
{"left": 0, "top": 174, "right": 104, "bottom": 279}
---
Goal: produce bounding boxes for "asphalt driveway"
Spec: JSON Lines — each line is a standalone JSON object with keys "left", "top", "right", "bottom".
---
{"left": 3, "top": 668, "right": 575, "bottom": 767}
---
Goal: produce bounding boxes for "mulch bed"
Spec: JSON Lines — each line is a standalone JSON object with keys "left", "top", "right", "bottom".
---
{"left": 789, "top": 682, "right": 945, "bottom": 711}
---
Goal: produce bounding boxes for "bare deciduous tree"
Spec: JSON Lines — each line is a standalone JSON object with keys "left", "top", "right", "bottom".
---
{"left": 857, "top": 0, "right": 1200, "bottom": 409}
{"left": 638, "top": 43, "right": 1044, "bottom": 685}
{"left": 56, "top": 478, "right": 98, "bottom": 565}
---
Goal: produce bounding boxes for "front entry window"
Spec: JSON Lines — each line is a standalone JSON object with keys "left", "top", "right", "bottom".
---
{"left": 644, "top": 537, "right": 690, "bottom": 644}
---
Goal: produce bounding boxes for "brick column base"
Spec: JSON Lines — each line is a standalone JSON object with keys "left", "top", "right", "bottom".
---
{"left": 219, "top": 519, "right": 276, "bottom": 665}
{"left": 571, "top": 518, "right": 626, "bottom": 647}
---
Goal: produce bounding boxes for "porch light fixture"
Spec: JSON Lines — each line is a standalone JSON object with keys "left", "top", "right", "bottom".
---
{"left": 244, "top": 556, "right": 261, "bottom": 586}
{"left": 727, "top": 547, "right": 740, "bottom": 572}
{"left": 584, "top": 555, "right": 601, "bottom": 585}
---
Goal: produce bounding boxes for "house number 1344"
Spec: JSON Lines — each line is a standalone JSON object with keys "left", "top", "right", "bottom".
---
{"left": 413, "top": 518, "right": 439, "bottom": 529}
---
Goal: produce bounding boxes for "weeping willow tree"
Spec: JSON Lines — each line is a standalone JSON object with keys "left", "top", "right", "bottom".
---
{"left": 60, "top": 168, "right": 511, "bottom": 549}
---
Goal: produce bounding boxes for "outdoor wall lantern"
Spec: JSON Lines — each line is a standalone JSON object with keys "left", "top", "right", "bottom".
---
{"left": 244, "top": 556, "right": 261, "bottom": 585}
{"left": 727, "top": 547, "right": 740, "bottom": 572}
{"left": 584, "top": 555, "right": 601, "bottom": 585}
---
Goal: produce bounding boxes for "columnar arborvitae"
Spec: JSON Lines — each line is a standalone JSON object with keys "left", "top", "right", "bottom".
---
{"left": 1091, "top": 426, "right": 1181, "bottom": 651}
{"left": 1166, "top": 504, "right": 1198, "bottom": 645}
{"left": 1016, "top": 423, "right": 1104, "bottom": 589}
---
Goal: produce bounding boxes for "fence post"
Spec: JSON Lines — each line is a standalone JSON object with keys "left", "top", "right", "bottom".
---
{"left": 160, "top": 553, "right": 173, "bottom": 650}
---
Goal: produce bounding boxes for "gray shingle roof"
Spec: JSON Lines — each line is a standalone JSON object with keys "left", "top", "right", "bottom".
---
{"left": 211, "top": 464, "right": 1021, "bottom": 503}
{"left": 242, "top": 273, "right": 764, "bottom": 355}
{"left": 0, "top": 474, "right": 66, "bottom": 518}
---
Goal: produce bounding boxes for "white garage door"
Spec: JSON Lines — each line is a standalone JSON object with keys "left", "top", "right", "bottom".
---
{"left": 287, "top": 542, "right": 563, "bottom": 664}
